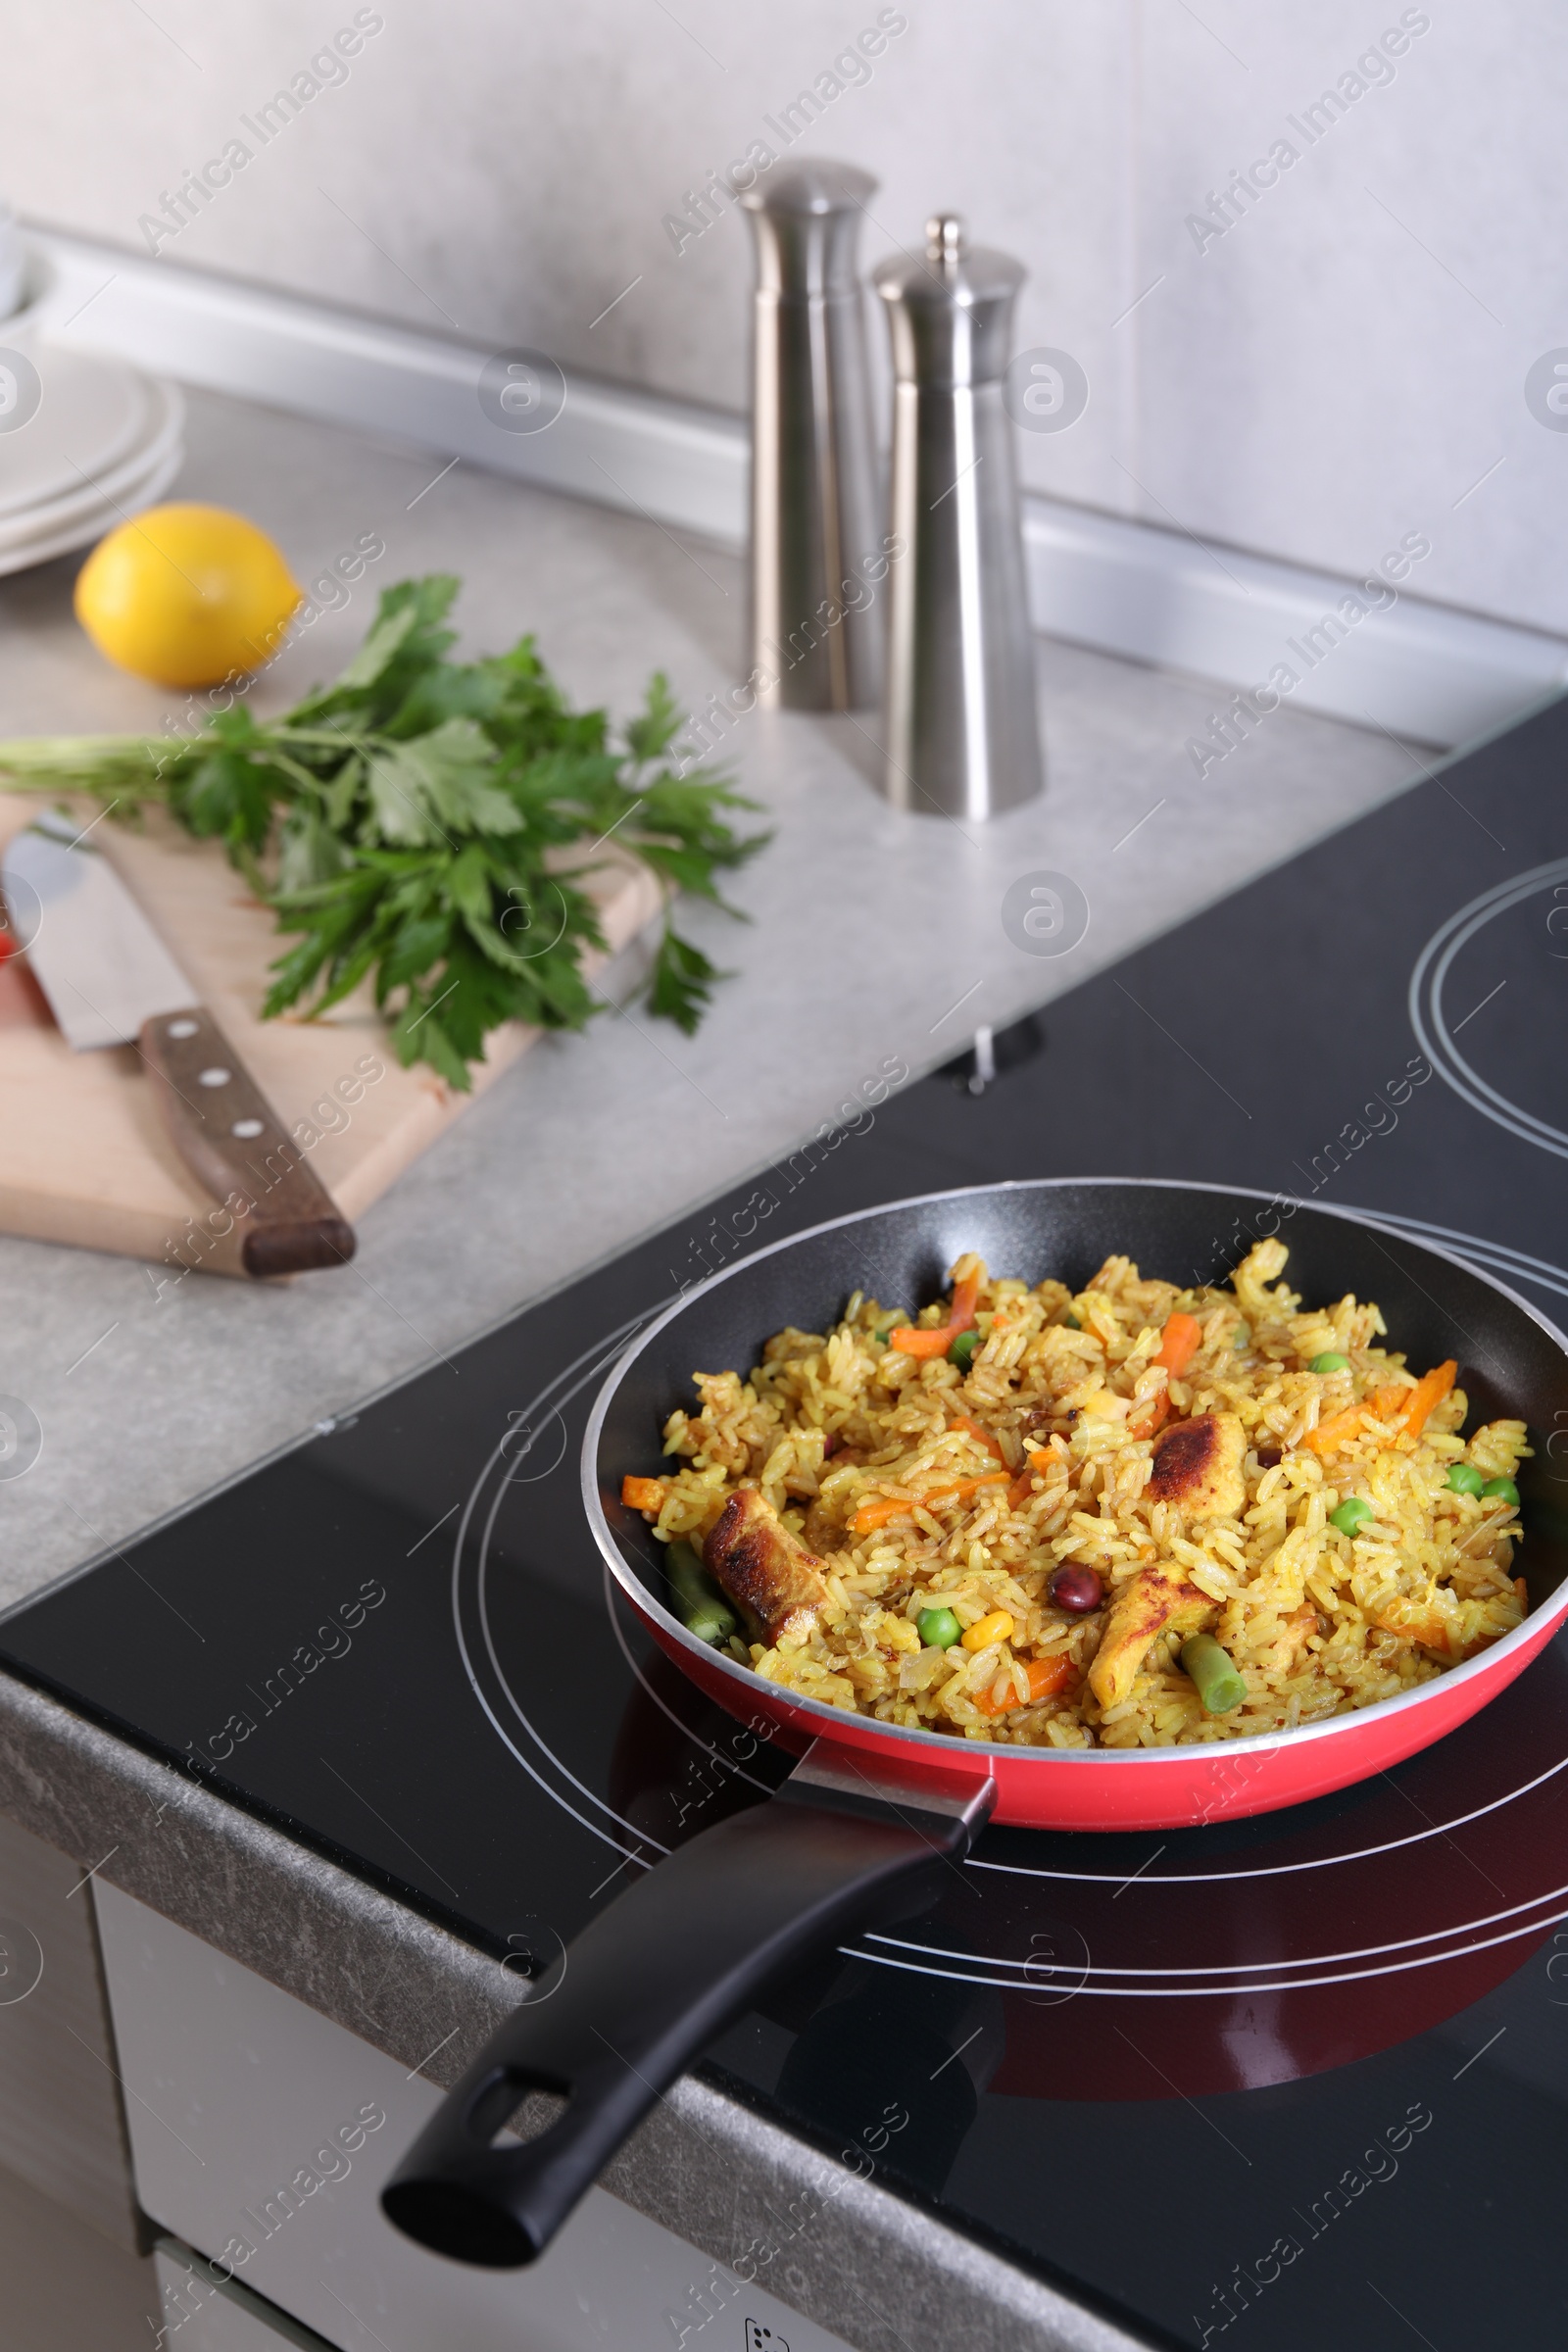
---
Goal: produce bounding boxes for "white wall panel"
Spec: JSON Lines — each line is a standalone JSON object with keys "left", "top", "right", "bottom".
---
{"left": 3, "top": 1, "right": 1566, "bottom": 628}
{"left": 1135, "top": 0, "right": 1568, "bottom": 633}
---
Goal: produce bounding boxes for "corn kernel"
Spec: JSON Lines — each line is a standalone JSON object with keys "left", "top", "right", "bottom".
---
{"left": 962, "top": 1609, "right": 1014, "bottom": 1651}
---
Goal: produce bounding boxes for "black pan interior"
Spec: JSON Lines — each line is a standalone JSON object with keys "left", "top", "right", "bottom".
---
{"left": 593, "top": 1181, "right": 1568, "bottom": 1628}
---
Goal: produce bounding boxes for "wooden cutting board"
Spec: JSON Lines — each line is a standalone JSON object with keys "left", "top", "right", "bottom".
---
{"left": 0, "top": 794, "right": 662, "bottom": 1277}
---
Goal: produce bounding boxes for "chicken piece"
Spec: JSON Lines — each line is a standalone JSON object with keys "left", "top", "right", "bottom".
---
{"left": 704, "top": 1487, "right": 833, "bottom": 1644}
{"left": 1088, "top": 1563, "right": 1216, "bottom": 1710}
{"left": 1149, "top": 1411, "right": 1247, "bottom": 1519}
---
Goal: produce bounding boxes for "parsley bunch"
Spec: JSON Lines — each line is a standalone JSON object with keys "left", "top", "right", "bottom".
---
{"left": 0, "top": 575, "right": 766, "bottom": 1087}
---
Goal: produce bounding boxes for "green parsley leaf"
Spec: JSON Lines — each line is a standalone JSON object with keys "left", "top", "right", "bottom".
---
{"left": 0, "top": 576, "right": 767, "bottom": 1087}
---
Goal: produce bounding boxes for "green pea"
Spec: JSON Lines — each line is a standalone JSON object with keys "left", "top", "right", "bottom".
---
{"left": 1446, "top": 1462, "right": 1485, "bottom": 1496}
{"left": 1310, "top": 1351, "right": 1350, "bottom": 1374}
{"left": 917, "top": 1606, "right": 962, "bottom": 1650}
{"left": 1064, "top": 1313, "right": 1082, "bottom": 1330}
{"left": 1330, "top": 1495, "right": 1374, "bottom": 1537}
{"left": 948, "top": 1330, "right": 980, "bottom": 1373}
{"left": 1180, "top": 1634, "right": 1248, "bottom": 1715}
{"left": 1482, "top": 1477, "right": 1520, "bottom": 1509}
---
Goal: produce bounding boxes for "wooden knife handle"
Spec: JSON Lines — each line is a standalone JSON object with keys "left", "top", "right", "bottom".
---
{"left": 138, "top": 1006, "right": 356, "bottom": 1278}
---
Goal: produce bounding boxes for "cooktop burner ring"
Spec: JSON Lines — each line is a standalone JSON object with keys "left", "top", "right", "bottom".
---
{"left": 869, "top": 1873, "right": 1568, "bottom": 1982}
{"left": 440, "top": 1297, "right": 1568, "bottom": 2006}
{"left": 454, "top": 1302, "right": 787, "bottom": 1876}
{"left": 966, "top": 1745, "right": 1568, "bottom": 1884}
{"left": 854, "top": 1897, "right": 1568, "bottom": 1997}
{"left": 451, "top": 1309, "right": 670, "bottom": 1865}
{"left": 1409, "top": 856, "right": 1568, "bottom": 1159}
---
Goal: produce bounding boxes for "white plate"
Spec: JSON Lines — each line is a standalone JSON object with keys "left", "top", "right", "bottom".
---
{"left": 0, "top": 446, "right": 183, "bottom": 567}
{"left": 0, "top": 437, "right": 185, "bottom": 577}
{"left": 0, "top": 343, "right": 151, "bottom": 519}
{"left": 0, "top": 390, "right": 184, "bottom": 554}
{"left": 0, "top": 378, "right": 184, "bottom": 551}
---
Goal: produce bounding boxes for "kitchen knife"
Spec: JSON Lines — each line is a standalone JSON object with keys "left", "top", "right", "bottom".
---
{"left": 2, "top": 811, "right": 355, "bottom": 1277}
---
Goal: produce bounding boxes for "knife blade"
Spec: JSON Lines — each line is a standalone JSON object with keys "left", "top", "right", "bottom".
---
{"left": 4, "top": 809, "right": 191, "bottom": 1049}
{"left": 2, "top": 813, "right": 355, "bottom": 1278}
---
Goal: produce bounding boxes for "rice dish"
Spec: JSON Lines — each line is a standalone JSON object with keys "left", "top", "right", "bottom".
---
{"left": 620, "top": 1241, "right": 1530, "bottom": 1746}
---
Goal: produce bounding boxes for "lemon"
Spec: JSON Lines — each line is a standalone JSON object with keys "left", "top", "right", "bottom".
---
{"left": 74, "top": 503, "right": 303, "bottom": 689}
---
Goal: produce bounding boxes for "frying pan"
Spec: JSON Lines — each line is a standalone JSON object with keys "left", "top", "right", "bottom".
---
{"left": 383, "top": 1179, "right": 1568, "bottom": 2266}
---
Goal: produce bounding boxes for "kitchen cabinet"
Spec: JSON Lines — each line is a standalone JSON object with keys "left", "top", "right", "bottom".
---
{"left": 0, "top": 1809, "right": 141, "bottom": 2249}
{"left": 99, "top": 1881, "right": 855, "bottom": 2352}
{"left": 154, "top": 2240, "right": 339, "bottom": 2349}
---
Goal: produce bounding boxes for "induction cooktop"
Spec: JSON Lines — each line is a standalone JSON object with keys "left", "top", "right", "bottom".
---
{"left": 5, "top": 689, "right": 1568, "bottom": 2352}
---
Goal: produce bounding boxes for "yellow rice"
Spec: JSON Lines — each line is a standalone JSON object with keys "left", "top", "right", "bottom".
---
{"left": 634, "top": 1241, "right": 1530, "bottom": 1747}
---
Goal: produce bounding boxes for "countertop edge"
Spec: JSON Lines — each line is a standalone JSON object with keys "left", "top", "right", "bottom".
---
{"left": 0, "top": 1671, "right": 1155, "bottom": 2352}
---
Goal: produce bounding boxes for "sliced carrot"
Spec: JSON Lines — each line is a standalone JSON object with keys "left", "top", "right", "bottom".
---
{"left": 1154, "top": 1311, "right": 1202, "bottom": 1377}
{"left": 1371, "top": 1605, "right": 1455, "bottom": 1657}
{"left": 950, "top": 1413, "right": 1006, "bottom": 1464}
{"left": 1006, "top": 1448, "right": 1054, "bottom": 1511}
{"left": 1400, "top": 1359, "right": 1456, "bottom": 1441}
{"left": 852, "top": 1465, "right": 1008, "bottom": 1535}
{"left": 1304, "top": 1378, "right": 1435, "bottom": 1458}
{"left": 621, "top": 1475, "right": 666, "bottom": 1512}
{"left": 921, "top": 1472, "right": 1009, "bottom": 1506}
{"left": 975, "top": 1654, "right": 1077, "bottom": 1715}
{"left": 1129, "top": 1313, "right": 1202, "bottom": 1437}
{"left": 951, "top": 1267, "right": 982, "bottom": 1324}
{"left": 888, "top": 1325, "right": 954, "bottom": 1360}
{"left": 850, "top": 1494, "right": 915, "bottom": 1534}
{"left": 1130, "top": 1392, "right": 1172, "bottom": 1442}
{"left": 1516, "top": 1577, "right": 1529, "bottom": 1604}
{"left": 1302, "top": 1404, "right": 1369, "bottom": 1458}
{"left": 890, "top": 1269, "right": 982, "bottom": 1359}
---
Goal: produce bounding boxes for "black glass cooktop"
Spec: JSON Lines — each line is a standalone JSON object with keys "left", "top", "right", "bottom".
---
{"left": 5, "top": 692, "right": 1568, "bottom": 2351}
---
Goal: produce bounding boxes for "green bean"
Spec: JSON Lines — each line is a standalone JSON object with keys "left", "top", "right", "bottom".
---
{"left": 665, "top": 1543, "right": 738, "bottom": 1646}
{"left": 1180, "top": 1634, "right": 1248, "bottom": 1715}
{"left": 948, "top": 1330, "right": 980, "bottom": 1373}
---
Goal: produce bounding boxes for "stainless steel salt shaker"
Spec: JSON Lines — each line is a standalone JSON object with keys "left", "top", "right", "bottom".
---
{"left": 874, "top": 214, "right": 1044, "bottom": 817}
{"left": 739, "top": 163, "right": 881, "bottom": 712}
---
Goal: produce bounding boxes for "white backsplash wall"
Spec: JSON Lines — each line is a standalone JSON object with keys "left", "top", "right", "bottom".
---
{"left": 3, "top": 0, "right": 1563, "bottom": 633}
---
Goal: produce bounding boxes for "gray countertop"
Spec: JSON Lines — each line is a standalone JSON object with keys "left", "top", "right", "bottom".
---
{"left": 0, "top": 384, "right": 1423, "bottom": 2349}
{"left": 0, "top": 385, "right": 1419, "bottom": 1609}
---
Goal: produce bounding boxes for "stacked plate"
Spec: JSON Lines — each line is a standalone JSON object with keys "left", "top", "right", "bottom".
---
{"left": 0, "top": 264, "right": 184, "bottom": 577}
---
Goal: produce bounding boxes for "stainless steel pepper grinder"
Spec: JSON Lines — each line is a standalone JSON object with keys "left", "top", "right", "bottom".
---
{"left": 874, "top": 214, "right": 1044, "bottom": 817}
{"left": 739, "top": 162, "right": 881, "bottom": 711}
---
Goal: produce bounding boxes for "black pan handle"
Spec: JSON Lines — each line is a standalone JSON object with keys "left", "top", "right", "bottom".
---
{"left": 380, "top": 1740, "right": 995, "bottom": 2266}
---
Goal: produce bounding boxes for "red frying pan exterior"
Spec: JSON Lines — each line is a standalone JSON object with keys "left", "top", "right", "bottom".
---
{"left": 595, "top": 1177, "right": 1568, "bottom": 1834}
{"left": 636, "top": 1584, "right": 1568, "bottom": 1831}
